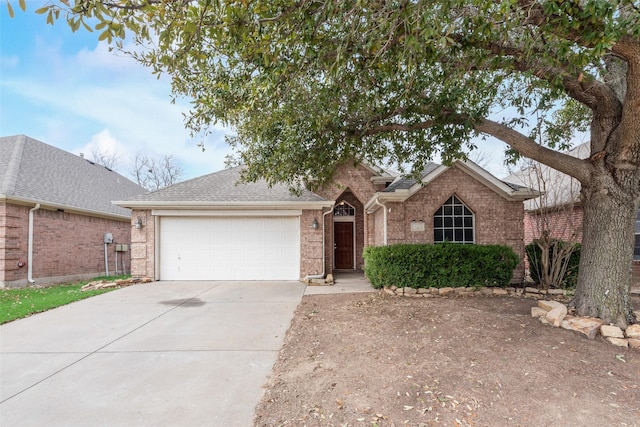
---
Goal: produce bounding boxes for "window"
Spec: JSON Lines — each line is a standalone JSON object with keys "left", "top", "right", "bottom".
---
{"left": 434, "top": 195, "right": 474, "bottom": 243}
{"left": 334, "top": 201, "right": 355, "bottom": 217}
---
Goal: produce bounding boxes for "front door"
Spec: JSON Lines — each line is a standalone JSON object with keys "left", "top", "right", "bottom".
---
{"left": 334, "top": 222, "right": 354, "bottom": 269}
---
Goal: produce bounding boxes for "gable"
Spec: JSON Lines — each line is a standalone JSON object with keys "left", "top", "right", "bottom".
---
{"left": 314, "top": 162, "right": 389, "bottom": 204}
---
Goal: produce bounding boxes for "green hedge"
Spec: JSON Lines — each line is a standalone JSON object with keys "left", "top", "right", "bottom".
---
{"left": 363, "top": 243, "right": 520, "bottom": 289}
{"left": 525, "top": 240, "right": 580, "bottom": 289}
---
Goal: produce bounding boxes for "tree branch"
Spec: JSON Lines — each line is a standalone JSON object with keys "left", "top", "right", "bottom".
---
{"left": 475, "top": 118, "right": 592, "bottom": 183}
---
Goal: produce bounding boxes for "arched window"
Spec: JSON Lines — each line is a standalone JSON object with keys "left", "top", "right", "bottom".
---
{"left": 434, "top": 195, "right": 475, "bottom": 243}
{"left": 334, "top": 201, "right": 355, "bottom": 217}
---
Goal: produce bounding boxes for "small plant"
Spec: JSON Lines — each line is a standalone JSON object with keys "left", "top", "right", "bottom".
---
{"left": 526, "top": 239, "right": 580, "bottom": 289}
{"left": 0, "top": 275, "right": 128, "bottom": 324}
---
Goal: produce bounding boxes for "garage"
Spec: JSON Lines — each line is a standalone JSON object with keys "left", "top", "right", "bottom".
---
{"left": 159, "top": 216, "right": 300, "bottom": 281}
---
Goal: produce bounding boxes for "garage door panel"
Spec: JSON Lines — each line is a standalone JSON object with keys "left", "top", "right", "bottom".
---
{"left": 159, "top": 216, "right": 300, "bottom": 280}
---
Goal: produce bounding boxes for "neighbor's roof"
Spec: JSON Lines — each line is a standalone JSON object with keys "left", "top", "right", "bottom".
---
{"left": 115, "top": 165, "right": 332, "bottom": 209}
{"left": 502, "top": 143, "right": 588, "bottom": 210}
{"left": 0, "top": 135, "right": 145, "bottom": 218}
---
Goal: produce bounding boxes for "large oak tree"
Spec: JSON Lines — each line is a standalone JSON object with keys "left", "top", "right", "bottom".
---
{"left": 23, "top": 0, "right": 640, "bottom": 327}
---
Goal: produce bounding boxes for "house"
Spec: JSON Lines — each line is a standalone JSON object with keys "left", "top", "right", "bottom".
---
{"left": 503, "top": 142, "right": 640, "bottom": 282}
{"left": 115, "top": 160, "right": 538, "bottom": 283}
{"left": 0, "top": 135, "right": 146, "bottom": 287}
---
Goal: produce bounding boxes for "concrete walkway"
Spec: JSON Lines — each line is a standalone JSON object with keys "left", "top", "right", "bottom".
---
{"left": 1, "top": 276, "right": 375, "bottom": 427}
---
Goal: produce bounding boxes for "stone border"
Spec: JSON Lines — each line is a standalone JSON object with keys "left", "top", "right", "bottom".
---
{"left": 382, "top": 285, "right": 640, "bottom": 351}
{"left": 382, "top": 285, "right": 572, "bottom": 302}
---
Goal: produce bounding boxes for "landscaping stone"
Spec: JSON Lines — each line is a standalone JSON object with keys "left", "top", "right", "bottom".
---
{"left": 404, "top": 287, "right": 417, "bottom": 295}
{"left": 625, "top": 324, "right": 640, "bottom": 339}
{"left": 525, "top": 287, "right": 539, "bottom": 294}
{"left": 606, "top": 337, "right": 629, "bottom": 348}
{"left": 560, "top": 316, "right": 603, "bottom": 340}
{"left": 601, "top": 325, "right": 625, "bottom": 338}
{"left": 546, "top": 304, "right": 568, "bottom": 327}
{"left": 628, "top": 338, "right": 640, "bottom": 349}
{"left": 492, "top": 288, "right": 508, "bottom": 296}
{"left": 531, "top": 307, "right": 547, "bottom": 318}
{"left": 439, "top": 287, "right": 454, "bottom": 296}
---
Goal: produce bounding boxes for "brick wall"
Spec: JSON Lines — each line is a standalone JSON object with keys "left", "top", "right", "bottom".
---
{"left": 130, "top": 210, "right": 155, "bottom": 279}
{"left": 1, "top": 201, "right": 132, "bottom": 287}
{"left": 388, "top": 166, "right": 526, "bottom": 282}
{"left": 523, "top": 206, "right": 584, "bottom": 244}
{"left": 300, "top": 209, "right": 324, "bottom": 278}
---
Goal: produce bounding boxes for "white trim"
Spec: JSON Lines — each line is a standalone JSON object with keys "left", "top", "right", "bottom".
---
{"left": 114, "top": 200, "right": 332, "bottom": 210}
{"left": 3, "top": 195, "right": 131, "bottom": 221}
{"left": 151, "top": 209, "right": 302, "bottom": 217}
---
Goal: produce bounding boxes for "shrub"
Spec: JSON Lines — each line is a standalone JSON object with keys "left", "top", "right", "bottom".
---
{"left": 363, "top": 243, "right": 520, "bottom": 289}
{"left": 525, "top": 240, "right": 580, "bottom": 289}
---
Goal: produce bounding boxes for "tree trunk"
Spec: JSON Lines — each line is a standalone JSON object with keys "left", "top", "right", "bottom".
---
{"left": 571, "top": 178, "right": 637, "bottom": 328}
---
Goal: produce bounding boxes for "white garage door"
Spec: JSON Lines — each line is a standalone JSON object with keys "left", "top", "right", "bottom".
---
{"left": 159, "top": 216, "right": 300, "bottom": 280}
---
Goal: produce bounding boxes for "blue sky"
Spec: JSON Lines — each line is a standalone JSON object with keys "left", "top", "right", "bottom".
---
{"left": 1, "top": 2, "right": 521, "bottom": 182}
{"left": 1, "top": 2, "right": 232, "bottom": 181}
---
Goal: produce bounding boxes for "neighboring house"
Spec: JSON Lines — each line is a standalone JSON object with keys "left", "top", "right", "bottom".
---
{"left": 115, "top": 160, "right": 538, "bottom": 283}
{"left": 0, "top": 135, "right": 146, "bottom": 287}
{"left": 503, "top": 142, "right": 640, "bottom": 283}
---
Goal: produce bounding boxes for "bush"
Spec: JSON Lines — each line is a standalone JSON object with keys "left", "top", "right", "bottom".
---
{"left": 363, "top": 243, "right": 520, "bottom": 289}
{"left": 525, "top": 240, "right": 580, "bottom": 289}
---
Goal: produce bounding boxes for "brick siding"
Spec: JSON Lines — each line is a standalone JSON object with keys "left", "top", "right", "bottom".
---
{"left": 1, "top": 201, "right": 131, "bottom": 287}
{"left": 382, "top": 165, "right": 526, "bottom": 282}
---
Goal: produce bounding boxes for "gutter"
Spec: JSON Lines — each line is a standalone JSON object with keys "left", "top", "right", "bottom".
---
{"left": 303, "top": 205, "right": 335, "bottom": 281}
{"left": 27, "top": 204, "right": 40, "bottom": 283}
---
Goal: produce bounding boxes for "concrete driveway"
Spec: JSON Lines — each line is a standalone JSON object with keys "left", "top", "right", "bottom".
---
{"left": 0, "top": 281, "right": 306, "bottom": 427}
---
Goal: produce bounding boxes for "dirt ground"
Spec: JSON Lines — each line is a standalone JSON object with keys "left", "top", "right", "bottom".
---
{"left": 254, "top": 292, "right": 640, "bottom": 427}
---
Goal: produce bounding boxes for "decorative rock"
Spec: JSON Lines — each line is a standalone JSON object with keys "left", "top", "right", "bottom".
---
{"left": 601, "top": 325, "right": 625, "bottom": 339}
{"left": 546, "top": 304, "right": 568, "bottom": 327}
{"left": 383, "top": 288, "right": 395, "bottom": 295}
{"left": 404, "top": 287, "right": 417, "bottom": 295}
{"left": 537, "top": 300, "right": 565, "bottom": 312}
{"left": 525, "top": 287, "right": 540, "bottom": 294}
{"left": 438, "top": 287, "right": 454, "bottom": 296}
{"left": 547, "top": 289, "right": 566, "bottom": 295}
{"left": 390, "top": 285, "right": 398, "bottom": 291}
{"left": 492, "top": 288, "right": 508, "bottom": 296}
{"left": 430, "top": 288, "right": 440, "bottom": 295}
{"left": 625, "top": 324, "right": 640, "bottom": 339}
{"left": 628, "top": 338, "right": 640, "bottom": 349}
{"left": 561, "top": 316, "right": 603, "bottom": 340}
{"left": 606, "top": 337, "right": 629, "bottom": 348}
{"left": 416, "top": 288, "right": 428, "bottom": 294}
{"left": 479, "top": 287, "right": 494, "bottom": 295}
{"left": 531, "top": 307, "right": 547, "bottom": 318}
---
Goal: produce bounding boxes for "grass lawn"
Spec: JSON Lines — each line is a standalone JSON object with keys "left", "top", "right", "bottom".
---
{"left": 0, "top": 276, "right": 128, "bottom": 325}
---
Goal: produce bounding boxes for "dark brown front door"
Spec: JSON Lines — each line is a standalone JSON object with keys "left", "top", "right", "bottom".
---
{"left": 334, "top": 222, "right": 354, "bottom": 269}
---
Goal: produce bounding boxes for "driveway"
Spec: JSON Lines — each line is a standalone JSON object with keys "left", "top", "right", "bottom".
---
{"left": 0, "top": 281, "right": 306, "bottom": 427}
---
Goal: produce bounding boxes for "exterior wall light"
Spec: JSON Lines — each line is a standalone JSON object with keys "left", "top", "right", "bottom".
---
{"left": 311, "top": 218, "right": 319, "bottom": 229}
{"left": 135, "top": 217, "right": 144, "bottom": 229}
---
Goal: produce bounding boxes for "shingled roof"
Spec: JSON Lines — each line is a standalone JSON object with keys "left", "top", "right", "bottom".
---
{"left": 0, "top": 135, "right": 145, "bottom": 218}
{"left": 116, "top": 165, "right": 330, "bottom": 208}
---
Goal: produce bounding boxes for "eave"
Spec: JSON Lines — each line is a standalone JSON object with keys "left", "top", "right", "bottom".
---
{"left": 1, "top": 194, "right": 132, "bottom": 221}
{"left": 113, "top": 200, "right": 334, "bottom": 211}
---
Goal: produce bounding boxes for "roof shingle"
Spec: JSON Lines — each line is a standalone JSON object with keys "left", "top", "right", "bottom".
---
{"left": 0, "top": 135, "right": 145, "bottom": 217}
{"left": 120, "top": 165, "right": 327, "bottom": 204}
